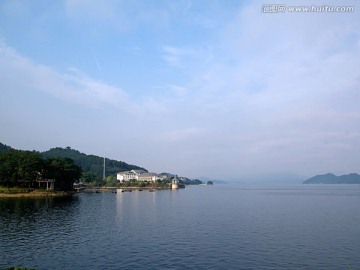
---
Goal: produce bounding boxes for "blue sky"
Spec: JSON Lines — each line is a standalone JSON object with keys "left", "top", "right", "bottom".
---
{"left": 1, "top": 0, "right": 359, "bottom": 182}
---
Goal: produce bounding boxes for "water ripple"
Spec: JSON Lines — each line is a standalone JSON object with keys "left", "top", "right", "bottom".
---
{"left": 1, "top": 186, "right": 360, "bottom": 269}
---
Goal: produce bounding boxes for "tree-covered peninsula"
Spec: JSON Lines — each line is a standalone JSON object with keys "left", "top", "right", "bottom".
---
{"left": 0, "top": 142, "right": 202, "bottom": 189}
{"left": 42, "top": 146, "right": 146, "bottom": 184}
{"left": 0, "top": 148, "right": 82, "bottom": 191}
{"left": 0, "top": 142, "right": 146, "bottom": 187}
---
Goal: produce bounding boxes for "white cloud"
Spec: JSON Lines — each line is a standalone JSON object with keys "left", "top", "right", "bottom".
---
{"left": 162, "top": 46, "right": 189, "bottom": 67}
{"left": 0, "top": 41, "right": 134, "bottom": 112}
{"left": 159, "top": 0, "right": 360, "bottom": 178}
{"left": 1, "top": 0, "right": 360, "bottom": 180}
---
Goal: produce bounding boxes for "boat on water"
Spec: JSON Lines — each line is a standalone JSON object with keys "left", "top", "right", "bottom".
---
{"left": 73, "top": 182, "right": 86, "bottom": 192}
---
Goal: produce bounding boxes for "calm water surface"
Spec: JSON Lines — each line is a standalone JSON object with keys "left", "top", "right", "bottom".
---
{"left": 1, "top": 185, "right": 360, "bottom": 269}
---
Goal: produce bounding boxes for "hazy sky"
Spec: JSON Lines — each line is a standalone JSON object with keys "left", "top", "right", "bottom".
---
{"left": 1, "top": 0, "right": 359, "bottom": 181}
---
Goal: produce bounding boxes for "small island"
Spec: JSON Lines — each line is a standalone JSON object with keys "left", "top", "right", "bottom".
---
{"left": 303, "top": 173, "right": 360, "bottom": 184}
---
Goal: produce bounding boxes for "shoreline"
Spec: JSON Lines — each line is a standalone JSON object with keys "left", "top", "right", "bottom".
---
{"left": 0, "top": 190, "right": 76, "bottom": 198}
{"left": 101, "top": 186, "right": 171, "bottom": 190}
{"left": 0, "top": 186, "right": 183, "bottom": 197}
{"left": 80, "top": 186, "right": 172, "bottom": 192}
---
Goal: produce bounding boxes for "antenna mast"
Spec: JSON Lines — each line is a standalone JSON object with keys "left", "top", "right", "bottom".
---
{"left": 103, "top": 155, "right": 106, "bottom": 180}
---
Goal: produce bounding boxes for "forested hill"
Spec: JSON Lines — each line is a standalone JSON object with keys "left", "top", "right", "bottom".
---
{"left": 42, "top": 147, "right": 146, "bottom": 179}
{"left": 0, "top": 142, "right": 146, "bottom": 179}
{"left": 0, "top": 142, "right": 11, "bottom": 152}
{"left": 303, "top": 173, "right": 360, "bottom": 184}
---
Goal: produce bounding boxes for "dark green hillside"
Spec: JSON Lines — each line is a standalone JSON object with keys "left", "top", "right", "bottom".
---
{"left": 42, "top": 147, "right": 146, "bottom": 179}
{"left": 0, "top": 149, "right": 81, "bottom": 190}
{"left": 304, "top": 173, "right": 360, "bottom": 184}
{"left": 0, "top": 142, "right": 12, "bottom": 153}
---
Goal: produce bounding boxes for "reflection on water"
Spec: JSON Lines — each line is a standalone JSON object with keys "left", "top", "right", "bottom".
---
{"left": 1, "top": 185, "right": 360, "bottom": 270}
{"left": 0, "top": 196, "right": 79, "bottom": 231}
{"left": 0, "top": 196, "right": 80, "bottom": 270}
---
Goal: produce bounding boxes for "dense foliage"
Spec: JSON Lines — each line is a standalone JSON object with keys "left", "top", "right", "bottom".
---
{"left": 44, "top": 157, "right": 82, "bottom": 190}
{"left": 42, "top": 147, "right": 146, "bottom": 182}
{"left": 181, "top": 178, "right": 203, "bottom": 185}
{"left": 0, "top": 149, "right": 82, "bottom": 191}
{"left": 0, "top": 142, "right": 11, "bottom": 153}
{"left": 0, "top": 143, "right": 202, "bottom": 188}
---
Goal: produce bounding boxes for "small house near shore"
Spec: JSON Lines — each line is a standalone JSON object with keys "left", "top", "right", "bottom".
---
{"left": 36, "top": 179, "right": 55, "bottom": 190}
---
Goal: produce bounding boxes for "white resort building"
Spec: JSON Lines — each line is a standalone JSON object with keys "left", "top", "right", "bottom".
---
{"left": 117, "top": 170, "right": 159, "bottom": 183}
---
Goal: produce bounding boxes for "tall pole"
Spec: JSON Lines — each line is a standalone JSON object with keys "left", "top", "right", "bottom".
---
{"left": 103, "top": 155, "right": 106, "bottom": 180}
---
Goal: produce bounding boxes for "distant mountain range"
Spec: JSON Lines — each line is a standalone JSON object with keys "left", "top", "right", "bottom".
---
{"left": 303, "top": 173, "right": 360, "bottom": 184}
{"left": 0, "top": 142, "right": 146, "bottom": 179}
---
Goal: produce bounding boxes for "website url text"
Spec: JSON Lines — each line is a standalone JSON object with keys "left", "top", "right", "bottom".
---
{"left": 261, "top": 4, "right": 354, "bottom": 13}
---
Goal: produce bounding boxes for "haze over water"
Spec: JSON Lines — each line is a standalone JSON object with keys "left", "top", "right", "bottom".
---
{"left": 1, "top": 185, "right": 360, "bottom": 270}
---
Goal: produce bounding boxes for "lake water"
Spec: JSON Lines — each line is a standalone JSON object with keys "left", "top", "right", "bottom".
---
{"left": 1, "top": 184, "right": 360, "bottom": 270}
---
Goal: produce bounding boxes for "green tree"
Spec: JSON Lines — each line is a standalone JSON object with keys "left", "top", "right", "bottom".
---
{"left": 0, "top": 150, "right": 18, "bottom": 187}
{"left": 17, "top": 151, "right": 44, "bottom": 187}
{"left": 80, "top": 172, "right": 98, "bottom": 183}
{"left": 0, "top": 150, "right": 43, "bottom": 187}
{"left": 104, "top": 175, "right": 117, "bottom": 186}
{"left": 44, "top": 157, "right": 82, "bottom": 191}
